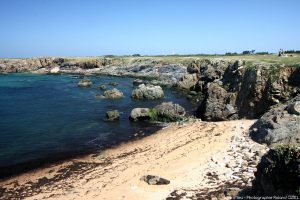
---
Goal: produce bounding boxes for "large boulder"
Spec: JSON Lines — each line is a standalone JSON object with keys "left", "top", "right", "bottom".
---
{"left": 104, "top": 88, "right": 124, "bottom": 99}
{"left": 129, "top": 108, "right": 150, "bottom": 121}
{"left": 197, "top": 83, "right": 237, "bottom": 121}
{"left": 78, "top": 79, "right": 92, "bottom": 87}
{"left": 153, "top": 102, "right": 186, "bottom": 122}
{"left": 250, "top": 95, "right": 300, "bottom": 145}
{"left": 106, "top": 110, "right": 120, "bottom": 121}
{"left": 131, "top": 84, "right": 164, "bottom": 100}
{"left": 252, "top": 146, "right": 300, "bottom": 196}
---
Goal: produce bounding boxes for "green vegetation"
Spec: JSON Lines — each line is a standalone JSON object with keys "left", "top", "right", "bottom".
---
{"left": 148, "top": 108, "right": 159, "bottom": 121}
{"left": 3, "top": 54, "right": 300, "bottom": 70}
{"left": 256, "top": 145, "right": 300, "bottom": 196}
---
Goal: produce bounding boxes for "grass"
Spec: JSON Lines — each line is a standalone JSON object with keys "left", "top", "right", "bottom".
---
{"left": 2, "top": 54, "right": 300, "bottom": 67}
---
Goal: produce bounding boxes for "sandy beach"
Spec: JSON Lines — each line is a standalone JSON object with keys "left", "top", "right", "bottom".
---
{"left": 0, "top": 119, "right": 267, "bottom": 200}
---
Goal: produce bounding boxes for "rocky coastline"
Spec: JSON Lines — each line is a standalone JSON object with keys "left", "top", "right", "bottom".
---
{"left": 0, "top": 56, "right": 299, "bottom": 199}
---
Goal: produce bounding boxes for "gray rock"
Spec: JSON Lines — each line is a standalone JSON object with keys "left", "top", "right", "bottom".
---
{"left": 154, "top": 102, "right": 186, "bottom": 121}
{"left": 288, "top": 101, "right": 300, "bottom": 115}
{"left": 78, "top": 79, "right": 92, "bottom": 87}
{"left": 104, "top": 88, "right": 124, "bottom": 99}
{"left": 109, "top": 82, "right": 118, "bottom": 86}
{"left": 132, "top": 84, "right": 164, "bottom": 100}
{"left": 140, "top": 175, "right": 170, "bottom": 185}
{"left": 197, "top": 83, "right": 237, "bottom": 121}
{"left": 133, "top": 79, "right": 144, "bottom": 86}
{"left": 129, "top": 108, "right": 150, "bottom": 121}
{"left": 106, "top": 110, "right": 119, "bottom": 121}
{"left": 250, "top": 95, "right": 300, "bottom": 145}
{"left": 176, "top": 74, "right": 198, "bottom": 90}
{"left": 98, "top": 84, "right": 107, "bottom": 90}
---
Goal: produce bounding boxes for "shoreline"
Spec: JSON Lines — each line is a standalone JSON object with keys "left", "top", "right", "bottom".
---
{"left": 0, "top": 119, "right": 268, "bottom": 200}
{"left": 0, "top": 123, "right": 164, "bottom": 180}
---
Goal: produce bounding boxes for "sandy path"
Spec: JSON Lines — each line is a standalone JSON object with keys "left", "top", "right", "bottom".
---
{"left": 0, "top": 120, "right": 267, "bottom": 200}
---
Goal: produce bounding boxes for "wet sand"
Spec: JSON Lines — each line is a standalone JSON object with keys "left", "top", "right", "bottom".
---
{"left": 0, "top": 119, "right": 267, "bottom": 200}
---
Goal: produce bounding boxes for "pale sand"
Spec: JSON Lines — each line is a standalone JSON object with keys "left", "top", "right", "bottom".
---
{"left": 0, "top": 119, "right": 266, "bottom": 200}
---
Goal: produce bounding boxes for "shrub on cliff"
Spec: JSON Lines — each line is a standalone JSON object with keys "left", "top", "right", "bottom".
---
{"left": 252, "top": 145, "right": 300, "bottom": 196}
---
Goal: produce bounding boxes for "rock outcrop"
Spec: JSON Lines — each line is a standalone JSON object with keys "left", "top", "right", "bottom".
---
{"left": 177, "top": 59, "right": 300, "bottom": 121}
{"left": 252, "top": 145, "right": 300, "bottom": 196}
{"left": 249, "top": 95, "right": 300, "bottom": 145}
{"left": 104, "top": 88, "right": 124, "bottom": 99}
{"left": 132, "top": 84, "right": 164, "bottom": 100}
{"left": 176, "top": 73, "right": 198, "bottom": 90}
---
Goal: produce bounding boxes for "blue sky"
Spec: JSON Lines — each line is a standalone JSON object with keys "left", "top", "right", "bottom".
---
{"left": 0, "top": 0, "right": 299, "bottom": 58}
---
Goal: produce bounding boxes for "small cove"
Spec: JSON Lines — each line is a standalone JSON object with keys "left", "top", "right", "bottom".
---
{"left": 0, "top": 73, "right": 196, "bottom": 178}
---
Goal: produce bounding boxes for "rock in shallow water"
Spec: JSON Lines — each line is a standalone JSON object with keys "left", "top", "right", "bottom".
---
{"left": 98, "top": 84, "right": 107, "bottom": 90}
{"left": 129, "top": 108, "right": 150, "bottom": 121}
{"left": 154, "top": 102, "right": 186, "bottom": 121}
{"left": 132, "top": 84, "right": 164, "bottom": 100}
{"left": 106, "top": 110, "right": 119, "bottom": 121}
{"left": 104, "top": 88, "right": 124, "bottom": 99}
{"left": 78, "top": 79, "right": 92, "bottom": 87}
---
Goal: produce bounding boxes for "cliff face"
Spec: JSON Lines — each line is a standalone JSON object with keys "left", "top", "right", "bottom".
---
{"left": 177, "top": 59, "right": 300, "bottom": 121}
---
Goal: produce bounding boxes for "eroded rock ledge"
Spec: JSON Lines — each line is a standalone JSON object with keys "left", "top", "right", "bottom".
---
{"left": 177, "top": 59, "right": 300, "bottom": 121}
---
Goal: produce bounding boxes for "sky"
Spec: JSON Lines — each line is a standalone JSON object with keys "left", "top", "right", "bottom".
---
{"left": 0, "top": 0, "right": 299, "bottom": 58}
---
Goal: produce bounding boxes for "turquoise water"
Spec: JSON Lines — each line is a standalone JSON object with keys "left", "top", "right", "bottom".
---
{"left": 0, "top": 73, "right": 194, "bottom": 177}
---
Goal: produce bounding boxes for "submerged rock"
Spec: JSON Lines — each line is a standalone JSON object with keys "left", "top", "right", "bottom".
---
{"left": 109, "top": 82, "right": 118, "bottom": 86}
{"left": 104, "top": 88, "right": 124, "bottom": 99}
{"left": 106, "top": 110, "right": 120, "bottom": 121}
{"left": 129, "top": 108, "right": 150, "bottom": 121}
{"left": 95, "top": 94, "right": 106, "bottom": 99}
{"left": 132, "top": 84, "right": 164, "bottom": 100}
{"left": 98, "top": 84, "right": 107, "bottom": 90}
{"left": 140, "top": 175, "right": 170, "bottom": 185}
{"left": 78, "top": 79, "right": 92, "bottom": 87}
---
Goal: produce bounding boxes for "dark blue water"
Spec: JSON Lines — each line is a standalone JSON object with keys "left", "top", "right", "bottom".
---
{"left": 0, "top": 73, "right": 194, "bottom": 177}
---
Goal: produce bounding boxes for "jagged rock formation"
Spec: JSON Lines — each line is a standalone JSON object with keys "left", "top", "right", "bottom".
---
{"left": 249, "top": 95, "right": 300, "bottom": 145}
{"left": 177, "top": 59, "right": 300, "bottom": 121}
{"left": 252, "top": 146, "right": 300, "bottom": 196}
